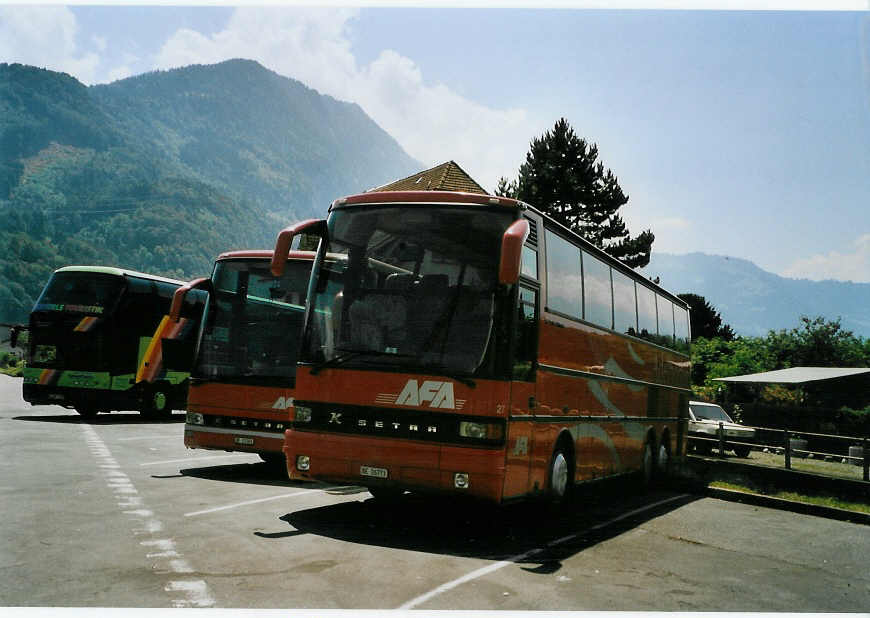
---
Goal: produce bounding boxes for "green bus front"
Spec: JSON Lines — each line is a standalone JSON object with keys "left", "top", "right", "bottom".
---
{"left": 22, "top": 266, "right": 201, "bottom": 417}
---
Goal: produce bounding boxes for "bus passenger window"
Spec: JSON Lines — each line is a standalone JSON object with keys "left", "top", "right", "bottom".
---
{"left": 581, "top": 251, "right": 612, "bottom": 329}
{"left": 513, "top": 286, "right": 538, "bottom": 381}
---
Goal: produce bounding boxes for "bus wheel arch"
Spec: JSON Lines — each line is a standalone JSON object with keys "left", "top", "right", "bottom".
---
{"left": 547, "top": 431, "right": 575, "bottom": 503}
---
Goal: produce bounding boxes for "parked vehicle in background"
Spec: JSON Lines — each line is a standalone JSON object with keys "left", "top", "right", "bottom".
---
{"left": 22, "top": 266, "right": 205, "bottom": 417}
{"left": 688, "top": 400, "right": 755, "bottom": 457}
{"left": 175, "top": 250, "right": 315, "bottom": 465}
{"left": 274, "top": 190, "right": 691, "bottom": 504}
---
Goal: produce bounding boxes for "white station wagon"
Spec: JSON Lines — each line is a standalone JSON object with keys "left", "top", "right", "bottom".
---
{"left": 688, "top": 400, "right": 756, "bottom": 458}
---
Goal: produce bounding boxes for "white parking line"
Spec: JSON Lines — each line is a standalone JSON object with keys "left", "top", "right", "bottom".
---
{"left": 81, "top": 424, "right": 215, "bottom": 608}
{"left": 185, "top": 490, "right": 320, "bottom": 517}
{"left": 140, "top": 453, "right": 258, "bottom": 467}
{"left": 117, "top": 435, "right": 180, "bottom": 442}
{"left": 397, "top": 494, "right": 690, "bottom": 610}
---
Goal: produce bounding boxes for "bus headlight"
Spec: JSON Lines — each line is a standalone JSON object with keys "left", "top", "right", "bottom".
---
{"left": 459, "top": 421, "right": 503, "bottom": 440}
{"left": 454, "top": 473, "right": 470, "bottom": 489}
{"left": 296, "top": 455, "right": 310, "bottom": 471}
{"left": 295, "top": 405, "right": 313, "bottom": 423}
{"left": 186, "top": 412, "right": 204, "bottom": 425}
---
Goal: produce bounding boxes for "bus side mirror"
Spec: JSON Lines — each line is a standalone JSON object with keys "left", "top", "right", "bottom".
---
{"left": 271, "top": 218, "right": 328, "bottom": 277}
{"left": 170, "top": 278, "right": 210, "bottom": 322}
{"left": 498, "top": 219, "right": 530, "bottom": 285}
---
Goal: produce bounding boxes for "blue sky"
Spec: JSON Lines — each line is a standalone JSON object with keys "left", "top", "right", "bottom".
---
{"left": 1, "top": 3, "right": 869, "bottom": 283}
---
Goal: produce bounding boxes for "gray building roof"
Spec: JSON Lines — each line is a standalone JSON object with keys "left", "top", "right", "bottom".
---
{"left": 714, "top": 367, "right": 870, "bottom": 385}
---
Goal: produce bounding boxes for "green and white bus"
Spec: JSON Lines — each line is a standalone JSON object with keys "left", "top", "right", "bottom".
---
{"left": 22, "top": 266, "right": 205, "bottom": 418}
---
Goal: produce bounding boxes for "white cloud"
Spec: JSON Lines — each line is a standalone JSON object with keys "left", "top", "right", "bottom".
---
{"left": 781, "top": 234, "right": 870, "bottom": 283}
{"left": 152, "top": 7, "right": 534, "bottom": 190}
{"left": 0, "top": 6, "right": 100, "bottom": 84}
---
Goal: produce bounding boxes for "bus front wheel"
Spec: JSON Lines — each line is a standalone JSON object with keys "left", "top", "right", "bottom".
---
{"left": 76, "top": 405, "right": 98, "bottom": 419}
{"left": 548, "top": 445, "right": 573, "bottom": 504}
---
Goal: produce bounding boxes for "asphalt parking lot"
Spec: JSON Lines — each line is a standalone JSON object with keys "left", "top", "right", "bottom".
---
{"left": 1, "top": 375, "right": 868, "bottom": 610}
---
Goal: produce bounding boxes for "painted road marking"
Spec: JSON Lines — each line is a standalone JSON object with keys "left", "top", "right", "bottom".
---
{"left": 184, "top": 490, "right": 321, "bottom": 517}
{"left": 397, "top": 494, "right": 690, "bottom": 610}
{"left": 81, "top": 424, "right": 215, "bottom": 608}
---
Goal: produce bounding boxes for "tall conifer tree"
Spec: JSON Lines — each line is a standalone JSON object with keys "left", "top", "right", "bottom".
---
{"left": 497, "top": 118, "right": 654, "bottom": 268}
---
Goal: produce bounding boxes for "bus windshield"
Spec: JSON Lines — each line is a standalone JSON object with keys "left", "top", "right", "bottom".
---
{"left": 301, "top": 205, "right": 514, "bottom": 377}
{"left": 34, "top": 272, "right": 125, "bottom": 315}
{"left": 194, "top": 259, "right": 309, "bottom": 383}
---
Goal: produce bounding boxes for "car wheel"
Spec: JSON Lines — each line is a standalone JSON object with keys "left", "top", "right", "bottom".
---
{"left": 733, "top": 445, "right": 751, "bottom": 458}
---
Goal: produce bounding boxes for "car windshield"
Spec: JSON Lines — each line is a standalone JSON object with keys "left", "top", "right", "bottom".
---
{"left": 301, "top": 204, "right": 514, "bottom": 377}
{"left": 689, "top": 403, "right": 733, "bottom": 422}
{"left": 193, "top": 258, "right": 310, "bottom": 382}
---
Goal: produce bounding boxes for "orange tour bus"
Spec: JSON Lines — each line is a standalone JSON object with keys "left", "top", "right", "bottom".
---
{"left": 172, "top": 250, "right": 315, "bottom": 465}
{"left": 273, "top": 191, "right": 691, "bottom": 503}
{"left": 22, "top": 266, "right": 205, "bottom": 418}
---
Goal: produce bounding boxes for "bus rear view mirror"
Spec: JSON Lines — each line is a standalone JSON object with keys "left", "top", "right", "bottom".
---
{"left": 498, "top": 218, "right": 530, "bottom": 285}
{"left": 271, "top": 219, "right": 328, "bottom": 276}
{"left": 170, "top": 277, "right": 210, "bottom": 322}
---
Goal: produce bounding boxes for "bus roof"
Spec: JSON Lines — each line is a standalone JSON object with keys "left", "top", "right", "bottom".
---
{"left": 325, "top": 191, "right": 687, "bottom": 309}
{"left": 217, "top": 250, "right": 317, "bottom": 261}
{"left": 54, "top": 265, "right": 185, "bottom": 286}
{"left": 330, "top": 190, "right": 524, "bottom": 211}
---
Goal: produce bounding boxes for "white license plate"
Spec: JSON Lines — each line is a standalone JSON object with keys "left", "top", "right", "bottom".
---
{"left": 234, "top": 437, "right": 254, "bottom": 446}
{"left": 360, "top": 465, "right": 388, "bottom": 479}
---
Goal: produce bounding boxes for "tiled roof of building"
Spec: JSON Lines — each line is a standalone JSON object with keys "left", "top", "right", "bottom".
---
{"left": 369, "top": 160, "right": 488, "bottom": 195}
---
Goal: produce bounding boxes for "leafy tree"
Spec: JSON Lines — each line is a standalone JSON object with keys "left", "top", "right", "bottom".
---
{"left": 678, "top": 293, "right": 735, "bottom": 341}
{"left": 496, "top": 118, "right": 654, "bottom": 267}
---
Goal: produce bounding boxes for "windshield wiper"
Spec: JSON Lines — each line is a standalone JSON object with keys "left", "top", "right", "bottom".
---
{"left": 418, "top": 364, "right": 476, "bottom": 388}
{"left": 309, "top": 348, "right": 413, "bottom": 375}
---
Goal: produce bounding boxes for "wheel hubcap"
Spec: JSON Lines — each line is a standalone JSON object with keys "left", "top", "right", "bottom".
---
{"left": 153, "top": 392, "right": 167, "bottom": 411}
{"left": 552, "top": 452, "right": 568, "bottom": 497}
{"left": 658, "top": 444, "right": 669, "bottom": 474}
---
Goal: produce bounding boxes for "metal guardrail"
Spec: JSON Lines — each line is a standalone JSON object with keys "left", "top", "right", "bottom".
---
{"left": 690, "top": 423, "right": 869, "bottom": 482}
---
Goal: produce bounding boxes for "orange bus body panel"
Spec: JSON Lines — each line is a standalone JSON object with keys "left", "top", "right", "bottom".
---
{"left": 184, "top": 380, "right": 294, "bottom": 455}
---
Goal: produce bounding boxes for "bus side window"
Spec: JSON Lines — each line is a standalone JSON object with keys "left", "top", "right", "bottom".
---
{"left": 513, "top": 285, "right": 538, "bottom": 381}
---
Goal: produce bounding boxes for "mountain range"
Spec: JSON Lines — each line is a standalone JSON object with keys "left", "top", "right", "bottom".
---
{"left": 643, "top": 252, "right": 870, "bottom": 338}
{"left": 0, "top": 59, "right": 421, "bottom": 323}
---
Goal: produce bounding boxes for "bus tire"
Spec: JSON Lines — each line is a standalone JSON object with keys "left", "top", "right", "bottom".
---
{"left": 367, "top": 486, "right": 404, "bottom": 502}
{"left": 142, "top": 386, "right": 171, "bottom": 418}
{"left": 76, "top": 405, "right": 98, "bottom": 419}
{"left": 259, "top": 452, "right": 285, "bottom": 467}
{"left": 640, "top": 439, "right": 654, "bottom": 489}
{"left": 655, "top": 434, "right": 671, "bottom": 485}
{"left": 548, "top": 442, "right": 573, "bottom": 504}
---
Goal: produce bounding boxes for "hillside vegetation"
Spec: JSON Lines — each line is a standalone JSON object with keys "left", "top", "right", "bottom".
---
{"left": 0, "top": 60, "right": 420, "bottom": 323}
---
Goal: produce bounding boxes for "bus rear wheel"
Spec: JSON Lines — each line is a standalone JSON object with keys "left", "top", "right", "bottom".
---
{"left": 640, "top": 440, "right": 654, "bottom": 489}
{"left": 656, "top": 438, "right": 671, "bottom": 485}
{"left": 142, "top": 387, "right": 171, "bottom": 418}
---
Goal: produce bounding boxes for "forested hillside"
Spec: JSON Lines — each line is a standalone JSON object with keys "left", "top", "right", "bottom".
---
{"left": 644, "top": 252, "right": 870, "bottom": 338}
{"left": 0, "top": 61, "right": 421, "bottom": 323}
